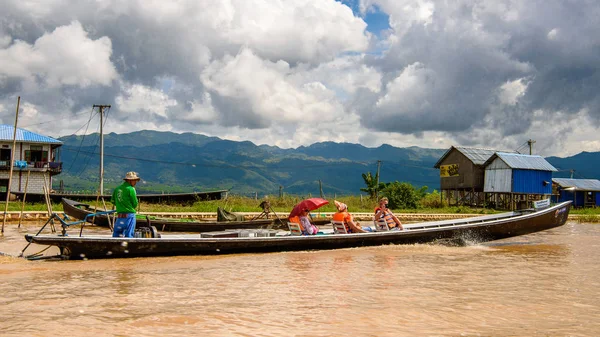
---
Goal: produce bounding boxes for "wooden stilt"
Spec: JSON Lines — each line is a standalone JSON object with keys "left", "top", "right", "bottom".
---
{"left": 18, "top": 170, "right": 30, "bottom": 228}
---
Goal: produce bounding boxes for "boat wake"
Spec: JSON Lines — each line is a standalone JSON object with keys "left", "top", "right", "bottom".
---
{"left": 429, "top": 237, "right": 470, "bottom": 247}
{"left": 429, "top": 231, "right": 486, "bottom": 247}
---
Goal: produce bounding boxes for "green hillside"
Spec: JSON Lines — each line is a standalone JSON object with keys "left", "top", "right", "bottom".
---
{"left": 56, "top": 131, "right": 444, "bottom": 196}
{"left": 56, "top": 131, "right": 600, "bottom": 196}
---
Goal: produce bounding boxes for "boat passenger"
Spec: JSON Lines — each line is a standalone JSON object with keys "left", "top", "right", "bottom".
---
{"left": 332, "top": 200, "right": 367, "bottom": 233}
{"left": 111, "top": 171, "right": 141, "bottom": 238}
{"left": 299, "top": 209, "right": 319, "bottom": 235}
{"left": 374, "top": 197, "right": 404, "bottom": 230}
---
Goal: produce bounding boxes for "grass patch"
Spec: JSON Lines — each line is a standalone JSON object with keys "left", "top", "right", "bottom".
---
{"left": 574, "top": 214, "right": 600, "bottom": 223}
{"left": 4, "top": 195, "right": 501, "bottom": 215}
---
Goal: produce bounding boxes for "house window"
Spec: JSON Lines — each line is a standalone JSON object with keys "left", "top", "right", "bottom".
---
{"left": 0, "top": 149, "right": 10, "bottom": 161}
{"left": 25, "top": 145, "right": 48, "bottom": 163}
{"left": 586, "top": 192, "right": 595, "bottom": 204}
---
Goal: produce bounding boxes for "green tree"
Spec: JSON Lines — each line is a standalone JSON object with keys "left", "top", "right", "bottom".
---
{"left": 381, "top": 181, "right": 427, "bottom": 209}
{"left": 360, "top": 171, "right": 386, "bottom": 199}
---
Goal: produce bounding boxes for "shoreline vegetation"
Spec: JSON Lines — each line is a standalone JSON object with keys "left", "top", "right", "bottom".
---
{"left": 3, "top": 195, "right": 599, "bottom": 223}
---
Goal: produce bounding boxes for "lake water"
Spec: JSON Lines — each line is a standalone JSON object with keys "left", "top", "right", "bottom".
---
{"left": 1, "top": 221, "right": 599, "bottom": 336}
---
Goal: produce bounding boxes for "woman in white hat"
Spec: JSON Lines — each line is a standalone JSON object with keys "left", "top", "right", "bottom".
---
{"left": 332, "top": 200, "right": 366, "bottom": 233}
{"left": 110, "top": 171, "right": 141, "bottom": 237}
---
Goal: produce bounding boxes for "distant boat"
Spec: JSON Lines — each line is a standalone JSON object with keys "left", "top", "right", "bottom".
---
{"left": 25, "top": 201, "right": 572, "bottom": 260}
{"left": 12, "top": 190, "right": 227, "bottom": 204}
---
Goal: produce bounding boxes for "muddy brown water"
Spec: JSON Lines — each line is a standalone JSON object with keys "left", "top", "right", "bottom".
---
{"left": 1, "top": 221, "right": 599, "bottom": 336}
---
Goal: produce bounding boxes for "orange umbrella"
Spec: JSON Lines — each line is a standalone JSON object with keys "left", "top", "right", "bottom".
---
{"left": 289, "top": 198, "right": 329, "bottom": 218}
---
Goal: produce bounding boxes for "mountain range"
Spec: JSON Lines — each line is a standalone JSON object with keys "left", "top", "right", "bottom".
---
{"left": 55, "top": 130, "right": 599, "bottom": 196}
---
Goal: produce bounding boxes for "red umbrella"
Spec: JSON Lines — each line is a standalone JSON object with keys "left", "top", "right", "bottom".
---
{"left": 289, "top": 198, "right": 329, "bottom": 218}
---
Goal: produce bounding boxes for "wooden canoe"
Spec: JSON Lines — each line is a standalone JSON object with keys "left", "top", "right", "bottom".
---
{"left": 13, "top": 190, "right": 227, "bottom": 204}
{"left": 27, "top": 201, "right": 572, "bottom": 260}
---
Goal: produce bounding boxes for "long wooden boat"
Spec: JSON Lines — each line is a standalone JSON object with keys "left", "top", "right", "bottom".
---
{"left": 25, "top": 201, "right": 572, "bottom": 260}
{"left": 13, "top": 190, "right": 227, "bottom": 204}
{"left": 61, "top": 198, "right": 296, "bottom": 232}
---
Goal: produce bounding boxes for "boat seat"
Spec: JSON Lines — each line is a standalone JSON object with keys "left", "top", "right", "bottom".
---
{"left": 374, "top": 218, "right": 390, "bottom": 231}
{"left": 331, "top": 220, "right": 348, "bottom": 234}
{"left": 288, "top": 222, "right": 303, "bottom": 236}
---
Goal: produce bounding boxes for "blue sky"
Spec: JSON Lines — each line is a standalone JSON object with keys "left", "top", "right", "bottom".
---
{"left": 339, "top": 0, "right": 391, "bottom": 37}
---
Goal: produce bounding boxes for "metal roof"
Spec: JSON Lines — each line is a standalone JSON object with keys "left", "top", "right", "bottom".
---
{"left": 485, "top": 152, "right": 557, "bottom": 171}
{"left": 0, "top": 125, "right": 62, "bottom": 144}
{"left": 434, "top": 146, "right": 516, "bottom": 168}
{"left": 552, "top": 178, "right": 600, "bottom": 191}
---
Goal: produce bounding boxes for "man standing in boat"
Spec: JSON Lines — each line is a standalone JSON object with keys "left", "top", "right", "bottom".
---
{"left": 111, "top": 171, "right": 140, "bottom": 237}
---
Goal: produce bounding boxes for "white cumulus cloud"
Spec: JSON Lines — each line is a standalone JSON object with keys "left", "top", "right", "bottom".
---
{"left": 0, "top": 21, "right": 118, "bottom": 88}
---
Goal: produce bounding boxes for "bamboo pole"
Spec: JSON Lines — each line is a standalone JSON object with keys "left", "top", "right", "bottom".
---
{"left": 2, "top": 96, "right": 20, "bottom": 234}
{"left": 43, "top": 173, "right": 55, "bottom": 233}
{"left": 42, "top": 173, "right": 52, "bottom": 215}
{"left": 101, "top": 197, "right": 113, "bottom": 231}
{"left": 18, "top": 170, "right": 30, "bottom": 228}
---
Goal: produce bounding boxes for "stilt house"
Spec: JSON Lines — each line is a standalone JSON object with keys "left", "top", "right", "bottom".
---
{"left": 551, "top": 178, "right": 600, "bottom": 207}
{"left": 0, "top": 125, "right": 62, "bottom": 200}
{"left": 483, "top": 152, "right": 556, "bottom": 209}
{"left": 434, "top": 146, "right": 511, "bottom": 207}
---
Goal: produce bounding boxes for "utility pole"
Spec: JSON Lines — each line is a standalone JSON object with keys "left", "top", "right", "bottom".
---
{"left": 93, "top": 104, "right": 110, "bottom": 195}
{"left": 319, "top": 180, "right": 324, "bottom": 198}
{"left": 527, "top": 139, "right": 536, "bottom": 155}
{"left": 376, "top": 160, "right": 381, "bottom": 200}
{"left": 2, "top": 96, "right": 20, "bottom": 234}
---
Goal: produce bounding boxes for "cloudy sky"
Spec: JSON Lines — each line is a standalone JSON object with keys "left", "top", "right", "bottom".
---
{"left": 1, "top": 0, "right": 599, "bottom": 157}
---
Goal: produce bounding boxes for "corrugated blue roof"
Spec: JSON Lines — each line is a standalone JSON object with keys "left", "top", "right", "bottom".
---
{"left": 488, "top": 152, "right": 557, "bottom": 171}
{"left": 0, "top": 125, "right": 62, "bottom": 144}
{"left": 552, "top": 178, "right": 600, "bottom": 191}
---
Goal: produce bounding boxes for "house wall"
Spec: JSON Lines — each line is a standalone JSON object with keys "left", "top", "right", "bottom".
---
{"left": 438, "top": 149, "right": 484, "bottom": 190}
{"left": 555, "top": 190, "right": 570, "bottom": 204}
{"left": 555, "top": 191, "right": 582, "bottom": 206}
{"left": 484, "top": 158, "right": 512, "bottom": 192}
{"left": 0, "top": 170, "right": 49, "bottom": 194}
{"left": 512, "top": 169, "right": 553, "bottom": 194}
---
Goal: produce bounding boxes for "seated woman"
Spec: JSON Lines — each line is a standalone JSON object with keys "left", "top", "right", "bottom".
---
{"left": 374, "top": 197, "right": 404, "bottom": 230}
{"left": 332, "top": 200, "right": 367, "bottom": 233}
{"left": 299, "top": 209, "right": 319, "bottom": 235}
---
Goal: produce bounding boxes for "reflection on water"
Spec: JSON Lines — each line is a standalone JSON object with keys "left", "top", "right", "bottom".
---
{"left": 1, "top": 221, "right": 600, "bottom": 336}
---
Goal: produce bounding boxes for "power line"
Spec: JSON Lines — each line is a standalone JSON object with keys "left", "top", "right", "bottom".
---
{"left": 65, "top": 107, "right": 98, "bottom": 172}
{"left": 19, "top": 110, "right": 98, "bottom": 129}
{"left": 74, "top": 123, "right": 102, "bottom": 177}
{"left": 514, "top": 141, "right": 529, "bottom": 154}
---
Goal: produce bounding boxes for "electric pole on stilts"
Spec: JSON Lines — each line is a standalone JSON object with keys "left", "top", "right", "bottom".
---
{"left": 93, "top": 105, "right": 111, "bottom": 196}
{"left": 527, "top": 139, "right": 536, "bottom": 155}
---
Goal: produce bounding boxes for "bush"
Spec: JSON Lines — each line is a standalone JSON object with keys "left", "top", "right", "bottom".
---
{"left": 419, "top": 190, "right": 447, "bottom": 208}
{"left": 381, "top": 181, "right": 426, "bottom": 209}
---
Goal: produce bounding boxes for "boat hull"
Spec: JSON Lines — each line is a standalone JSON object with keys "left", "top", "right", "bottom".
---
{"left": 27, "top": 201, "right": 572, "bottom": 260}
